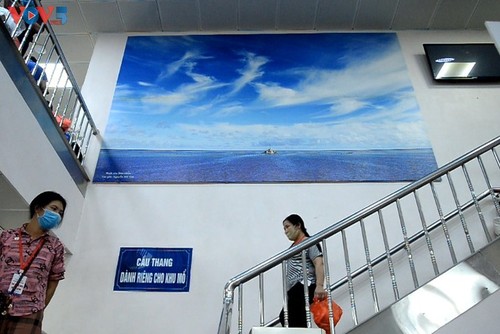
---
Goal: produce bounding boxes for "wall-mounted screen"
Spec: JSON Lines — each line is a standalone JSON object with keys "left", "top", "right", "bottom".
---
{"left": 423, "top": 43, "right": 500, "bottom": 82}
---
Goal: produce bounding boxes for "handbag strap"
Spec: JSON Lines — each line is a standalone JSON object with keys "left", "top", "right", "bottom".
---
{"left": 8, "top": 235, "right": 46, "bottom": 295}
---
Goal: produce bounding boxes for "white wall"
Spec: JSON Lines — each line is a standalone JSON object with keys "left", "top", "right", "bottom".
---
{"left": 486, "top": 21, "right": 500, "bottom": 52}
{"left": 41, "top": 30, "right": 500, "bottom": 334}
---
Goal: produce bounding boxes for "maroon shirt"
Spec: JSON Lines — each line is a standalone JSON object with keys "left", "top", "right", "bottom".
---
{"left": 0, "top": 224, "right": 65, "bottom": 316}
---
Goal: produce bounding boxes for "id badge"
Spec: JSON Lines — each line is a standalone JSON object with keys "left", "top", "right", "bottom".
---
{"left": 9, "top": 273, "right": 27, "bottom": 295}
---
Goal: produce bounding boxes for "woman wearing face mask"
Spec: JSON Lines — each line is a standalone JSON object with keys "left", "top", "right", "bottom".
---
{"left": 0, "top": 191, "right": 66, "bottom": 333}
{"left": 279, "top": 213, "right": 327, "bottom": 328}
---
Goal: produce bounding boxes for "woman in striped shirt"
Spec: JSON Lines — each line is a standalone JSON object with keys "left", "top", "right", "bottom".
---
{"left": 279, "top": 214, "right": 327, "bottom": 328}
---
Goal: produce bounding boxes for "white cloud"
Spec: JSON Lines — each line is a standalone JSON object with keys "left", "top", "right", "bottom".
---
{"left": 254, "top": 44, "right": 410, "bottom": 110}
{"left": 138, "top": 81, "right": 155, "bottom": 87}
{"left": 229, "top": 52, "right": 269, "bottom": 95}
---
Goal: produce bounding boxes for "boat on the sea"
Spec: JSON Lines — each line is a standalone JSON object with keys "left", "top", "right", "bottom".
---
{"left": 264, "top": 148, "right": 277, "bottom": 155}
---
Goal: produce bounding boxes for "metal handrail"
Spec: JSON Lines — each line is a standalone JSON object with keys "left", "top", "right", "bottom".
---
{"left": 1, "top": 0, "right": 99, "bottom": 167}
{"left": 330, "top": 187, "right": 496, "bottom": 290}
{"left": 218, "top": 135, "right": 500, "bottom": 334}
{"left": 41, "top": 19, "right": 98, "bottom": 136}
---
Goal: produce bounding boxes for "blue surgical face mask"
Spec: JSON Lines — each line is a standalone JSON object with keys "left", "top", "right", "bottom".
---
{"left": 38, "top": 209, "right": 62, "bottom": 230}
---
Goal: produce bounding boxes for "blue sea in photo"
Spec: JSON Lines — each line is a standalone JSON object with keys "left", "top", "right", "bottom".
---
{"left": 93, "top": 148, "right": 438, "bottom": 183}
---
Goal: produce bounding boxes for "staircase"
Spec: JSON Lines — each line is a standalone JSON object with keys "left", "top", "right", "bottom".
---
{"left": 347, "top": 237, "right": 500, "bottom": 334}
{"left": 217, "top": 136, "right": 500, "bottom": 334}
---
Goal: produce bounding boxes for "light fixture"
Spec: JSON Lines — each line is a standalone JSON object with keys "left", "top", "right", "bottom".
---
{"left": 436, "top": 62, "right": 476, "bottom": 79}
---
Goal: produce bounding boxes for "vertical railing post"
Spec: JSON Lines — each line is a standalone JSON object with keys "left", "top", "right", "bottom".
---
{"left": 414, "top": 189, "right": 440, "bottom": 276}
{"left": 463, "top": 161, "right": 492, "bottom": 243}
{"left": 301, "top": 250, "right": 312, "bottom": 328}
{"left": 477, "top": 155, "right": 500, "bottom": 217}
{"left": 431, "top": 181, "right": 458, "bottom": 264}
{"left": 447, "top": 172, "right": 475, "bottom": 253}
{"left": 237, "top": 285, "right": 243, "bottom": 334}
{"left": 396, "top": 199, "right": 419, "bottom": 289}
{"left": 378, "top": 210, "right": 399, "bottom": 301}
{"left": 322, "top": 239, "right": 336, "bottom": 334}
{"left": 342, "top": 229, "right": 358, "bottom": 325}
{"left": 360, "top": 219, "right": 379, "bottom": 312}
{"left": 258, "top": 273, "right": 265, "bottom": 327}
{"left": 282, "top": 261, "right": 289, "bottom": 328}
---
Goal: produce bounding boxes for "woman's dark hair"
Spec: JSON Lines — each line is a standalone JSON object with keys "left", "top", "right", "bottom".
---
{"left": 284, "top": 214, "right": 323, "bottom": 252}
{"left": 284, "top": 213, "right": 310, "bottom": 237}
{"left": 29, "top": 191, "right": 67, "bottom": 218}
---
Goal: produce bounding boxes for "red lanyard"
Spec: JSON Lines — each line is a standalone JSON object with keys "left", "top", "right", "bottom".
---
{"left": 18, "top": 229, "right": 45, "bottom": 273}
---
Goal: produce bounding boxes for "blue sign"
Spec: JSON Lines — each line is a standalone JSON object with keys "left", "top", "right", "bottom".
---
{"left": 114, "top": 247, "right": 192, "bottom": 292}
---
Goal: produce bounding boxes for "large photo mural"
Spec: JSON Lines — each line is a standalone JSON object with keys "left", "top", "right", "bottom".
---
{"left": 93, "top": 33, "right": 438, "bottom": 183}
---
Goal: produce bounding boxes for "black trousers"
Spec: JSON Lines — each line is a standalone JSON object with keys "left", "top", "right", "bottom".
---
{"left": 279, "top": 282, "right": 316, "bottom": 327}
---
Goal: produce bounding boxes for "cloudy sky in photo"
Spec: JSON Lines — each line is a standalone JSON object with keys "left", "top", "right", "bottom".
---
{"left": 105, "top": 33, "right": 431, "bottom": 151}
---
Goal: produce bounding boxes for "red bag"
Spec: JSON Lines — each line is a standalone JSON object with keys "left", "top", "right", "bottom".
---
{"left": 55, "top": 115, "right": 72, "bottom": 132}
{"left": 310, "top": 297, "right": 343, "bottom": 334}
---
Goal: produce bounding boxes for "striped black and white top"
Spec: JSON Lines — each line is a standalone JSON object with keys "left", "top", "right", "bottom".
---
{"left": 285, "top": 238, "right": 322, "bottom": 291}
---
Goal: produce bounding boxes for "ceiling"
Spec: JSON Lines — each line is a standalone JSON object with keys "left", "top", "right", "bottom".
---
{"left": 43, "top": 0, "right": 500, "bottom": 87}
{"left": 2, "top": 0, "right": 500, "bottom": 226}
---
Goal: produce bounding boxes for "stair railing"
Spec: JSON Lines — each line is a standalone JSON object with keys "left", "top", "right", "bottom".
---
{"left": 1, "top": 0, "right": 99, "bottom": 167}
{"left": 218, "top": 136, "right": 500, "bottom": 334}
